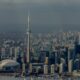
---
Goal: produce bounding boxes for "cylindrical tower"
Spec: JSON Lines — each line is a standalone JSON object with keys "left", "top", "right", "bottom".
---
{"left": 27, "top": 12, "right": 30, "bottom": 63}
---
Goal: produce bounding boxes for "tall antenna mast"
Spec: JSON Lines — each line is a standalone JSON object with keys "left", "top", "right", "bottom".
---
{"left": 27, "top": 11, "right": 30, "bottom": 63}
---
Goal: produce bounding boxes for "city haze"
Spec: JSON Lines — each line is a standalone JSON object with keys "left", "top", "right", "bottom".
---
{"left": 0, "top": 0, "right": 80, "bottom": 33}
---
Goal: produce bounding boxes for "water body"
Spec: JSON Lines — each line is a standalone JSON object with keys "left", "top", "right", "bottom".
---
{"left": 0, "top": 76, "right": 80, "bottom": 80}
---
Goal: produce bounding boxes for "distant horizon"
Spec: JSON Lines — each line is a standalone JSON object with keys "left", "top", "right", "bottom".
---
{"left": 0, "top": 24, "right": 80, "bottom": 33}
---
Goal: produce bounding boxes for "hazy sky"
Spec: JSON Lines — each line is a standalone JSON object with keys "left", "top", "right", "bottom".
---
{"left": 0, "top": 0, "right": 80, "bottom": 33}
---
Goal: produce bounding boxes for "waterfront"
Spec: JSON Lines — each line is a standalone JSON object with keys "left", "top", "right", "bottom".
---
{"left": 0, "top": 76, "right": 80, "bottom": 80}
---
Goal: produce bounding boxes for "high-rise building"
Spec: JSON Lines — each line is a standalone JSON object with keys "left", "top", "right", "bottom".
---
{"left": 1, "top": 47, "right": 6, "bottom": 59}
{"left": 39, "top": 51, "right": 49, "bottom": 63}
{"left": 14, "top": 47, "right": 20, "bottom": 60}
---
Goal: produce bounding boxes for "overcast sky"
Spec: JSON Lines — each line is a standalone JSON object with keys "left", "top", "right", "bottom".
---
{"left": 0, "top": 0, "right": 80, "bottom": 33}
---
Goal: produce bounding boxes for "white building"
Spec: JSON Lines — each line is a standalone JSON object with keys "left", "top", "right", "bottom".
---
{"left": 0, "top": 59, "right": 20, "bottom": 72}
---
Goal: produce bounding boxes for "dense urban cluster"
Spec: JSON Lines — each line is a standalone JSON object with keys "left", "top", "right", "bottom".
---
{"left": 0, "top": 31, "right": 80, "bottom": 75}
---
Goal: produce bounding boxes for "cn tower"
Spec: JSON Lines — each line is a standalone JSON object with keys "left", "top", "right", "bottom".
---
{"left": 27, "top": 11, "right": 30, "bottom": 63}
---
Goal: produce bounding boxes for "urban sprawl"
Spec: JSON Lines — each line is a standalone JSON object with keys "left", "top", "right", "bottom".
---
{"left": 0, "top": 31, "right": 80, "bottom": 77}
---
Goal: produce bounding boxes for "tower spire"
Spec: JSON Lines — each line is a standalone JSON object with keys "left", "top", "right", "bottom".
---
{"left": 28, "top": 11, "right": 30, "bottom": 32}
{"left": 27, "top": 10, "right": 30, "bottom": 63}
